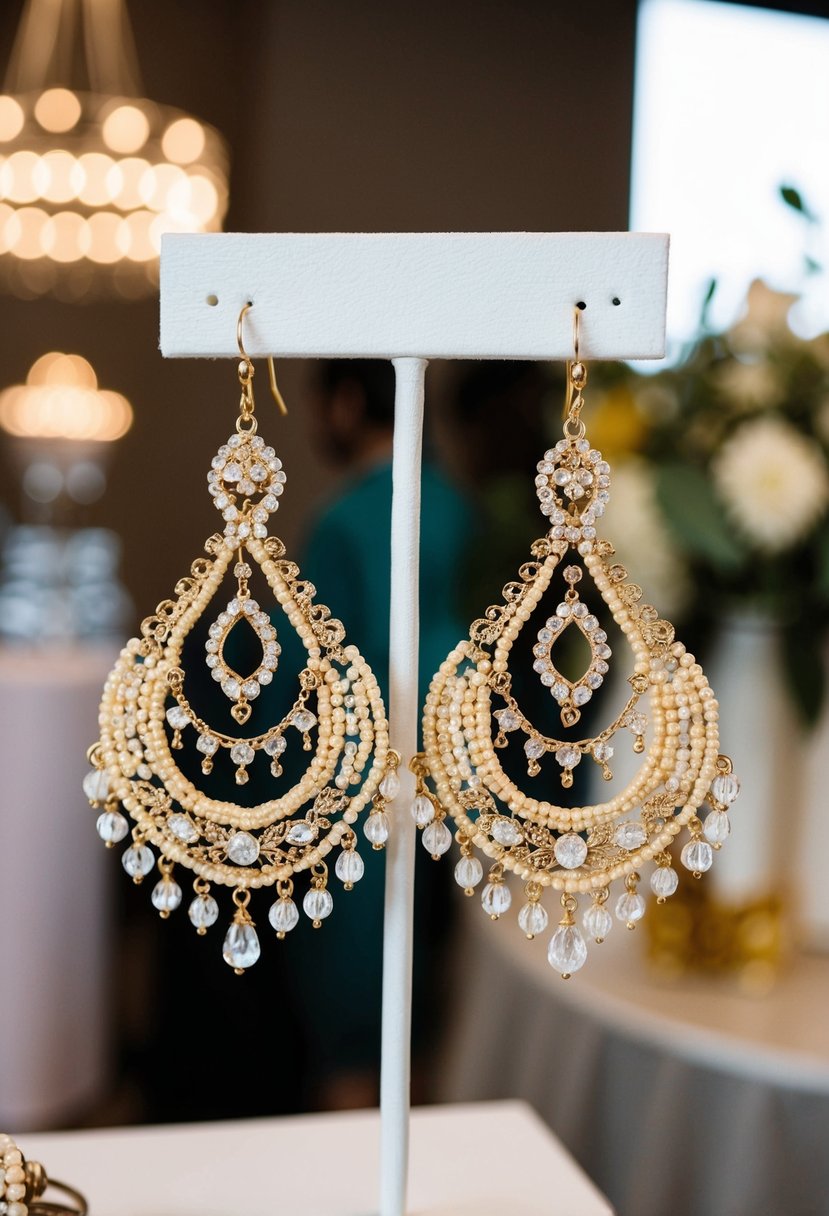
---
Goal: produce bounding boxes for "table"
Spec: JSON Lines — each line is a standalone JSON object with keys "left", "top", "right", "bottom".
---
{"left": 20, "top": 1100, "right": 613, "bottom": 1215}
{"left": 439, "top": 897, "right": 829, "bottom": 1216}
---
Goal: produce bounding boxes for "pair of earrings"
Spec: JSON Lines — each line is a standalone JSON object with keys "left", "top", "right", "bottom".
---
{"left": 85, "top": 307, "right": 738, "bottom": 977}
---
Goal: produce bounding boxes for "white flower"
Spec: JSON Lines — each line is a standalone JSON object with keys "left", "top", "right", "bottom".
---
{"left": 712, "top": 416, "right": 829, "bottom": 553}
{"left": 728, "top": 280, "right": 799, "bottom": 354}
{"left": 600, "top": 458, "right": 689, "bottom": 616}
{"left": 715, "top": 358, "right": 781, "bottom": 412}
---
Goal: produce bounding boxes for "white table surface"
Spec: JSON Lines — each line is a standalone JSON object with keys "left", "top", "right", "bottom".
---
{"left": 20, "top": 1100, "right": 614, "bottom": 1216}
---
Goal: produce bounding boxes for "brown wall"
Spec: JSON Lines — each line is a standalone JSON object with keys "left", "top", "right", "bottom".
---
{"left": 0, "top": 0, "right": 637, "bottom": 616}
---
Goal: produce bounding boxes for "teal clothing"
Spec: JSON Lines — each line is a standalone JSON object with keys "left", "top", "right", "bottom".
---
{"left": 273, "top": 458, "right": 475, "bottom": 1081}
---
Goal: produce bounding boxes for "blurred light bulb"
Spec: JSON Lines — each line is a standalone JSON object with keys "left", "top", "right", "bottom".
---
{"left": 34, "top": 88, "right": 81, "bottom": 134}
{"left": 161, "top": 117, "right": 205, "bottom": 164}
{"left": 0, "top": 95, "right": 24, "bottom": 141}
{"left": 102, "top": 104, "right": 150, "bottom": 154}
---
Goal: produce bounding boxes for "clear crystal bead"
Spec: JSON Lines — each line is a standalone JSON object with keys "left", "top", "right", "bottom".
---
{"left": 491, "top": 818, "right": 523, "bottom": 846}
{"left": 710, "top": 774, "right": 740, "bottom": 806}
{"left": 481, "top": 882, "right": 512, "bottom": 917}
{"left": 222, "top": 677, "right": 241, "bottom": 699}
{"left": 626, "top": 711, "right": 647, "bottom": 734}
{"left": 264, "top": 734, "right": 287, "bottom": 757}
{"left": 703, "top": 810, "right": 731, "bottom": 845}
{"left": 547, "top": 924, "right": 588, "bottom": 976}
{"left": 335, "top": 850, "right": 365, "bottom": 885}
{"left": 615, "top": 891, "right": 646, "bottom": 924}
{"left": 222, "top": 921, "right": 260, "bottom": 970}
{"left": 454, "top": 855, "right": 483, "bottom": 890}
{"left": 165, "top": 705, "right": 189, "bottom": 730}
{"left": 524, "top": 738, "right": 545, "bottom": 760}
{"left": 583, "top": 902, "right": 613, "bottom": 942}
{"left": 226, "top": 831, "right": 260, "bottom": 865}
{"left": 286, "top": 821, "right": 317, "bottom": 846}
{"left": 364, "top": 810, "right": 390, "bottom": 846}
{"left": 586, "top": 672, "right": 604, "bottom": 690}
{"left": 188, "top": 894, "right": 219, "bottom": 931}
{"left": 651, "top": 866, "right": 679, "bottom": 898}
{"left": 122, "top": 843, "right": 154, "bottom": 878}
{"left": 151, "top": 878, "right": 182, "bottom": 915}
{"left": 495, "top": 708, "right": 520, "bottom": 731}
{"left": 168, "top": 813, "right": 199, "bottom": 844}
{"left": 518, "top": 901, "right": 549, "bottom": 937}
{"left": 230, "top": 742, "right": 255, "bottom": 766}
{"left": 613, "top": 821, "right": 648, "bottom": 850}
{"left": 552, "top": 681, "right": 569, "bottom": 701}
{"left": 83, "top": 769, "right": 109, "bottom": 802}
{"left": 196, "top": 734, "right": 218, "bottom": 756}
{"left": 412, "top": 795, "right": 435, "bottom": 826}
{"left": 583, "top": 615, "right": 598, "bottom": 631}
{"left": 379, "top": 770, "right": 400, "bottom": 800}
{"left": 422, "top": 819, "right": 452, "bottom": 856}
{"left": 268, "top": 897, "right": 299, "bottom": 935}
{"left": 572, "top": 686, "right": 592, "bottom": 706}
{"left": 303, "top": 887, "right": 333, "bottom": 922}
{"left": 555, "top": 746, "right": 581, "bottom": 769}
{"left": 554, "top": 833, "right": 588, "bottom": 869}
{"left": 592, "top": 741, "right": 613, "bottom": 762}
{"left": 681, "top": 839, "right": 713, "bottom": 873}
{"left": 292, "top": 709, "right": 317, "bottom": 732}
{"left": 242, "top": 680, "right": 260, "bottom": 700}
{"left": 96, "top": 808, "right": 128, "bottom": 843}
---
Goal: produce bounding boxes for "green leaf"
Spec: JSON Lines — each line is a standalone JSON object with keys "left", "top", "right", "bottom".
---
{"left": 815, "top": 523, "right": 829, "bottom": 599}
{"left": 700, "top": 277, "right": 717, "bottom": 329}
{"left": 654, "top": 463, "right": 745, "bottom": 572}
{"left": 781, "top": 622, "right": 825, "bottom": 727}
{"left": 780, "top": 184, "right": 817, "bottom": 222}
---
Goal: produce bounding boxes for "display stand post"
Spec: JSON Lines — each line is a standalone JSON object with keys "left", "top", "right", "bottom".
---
{"left": 159, "top": 230, "right": 669, "bottom": 1216}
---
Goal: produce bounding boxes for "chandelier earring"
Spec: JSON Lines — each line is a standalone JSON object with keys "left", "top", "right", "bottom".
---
{"left": 416, "top": 307, "right": 739, "bottom": 977}
{"left": 85, "top": 305, "right": 399, "bottom": 972}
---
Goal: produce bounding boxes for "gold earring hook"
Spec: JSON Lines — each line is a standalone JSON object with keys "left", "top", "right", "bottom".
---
{"left": 563, "top": 305, "right": 588, "bottom": 429}
{"left": 236, "top": 303, "right": 288, "bottom": 416}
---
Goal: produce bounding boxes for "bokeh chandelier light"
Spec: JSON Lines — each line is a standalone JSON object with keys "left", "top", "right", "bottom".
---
{"left": 0, "top": 0, "right": 229, "bottom": 299}
{"left": 0, "top": 351, "right": 133, "bottom": 444}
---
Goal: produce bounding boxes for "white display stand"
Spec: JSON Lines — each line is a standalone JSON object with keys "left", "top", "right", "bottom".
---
{"left": 159, "top": 230, "right": 669, "bottom": 1216}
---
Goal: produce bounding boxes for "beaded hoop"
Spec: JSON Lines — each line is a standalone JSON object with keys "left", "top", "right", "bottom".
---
{"left": 0, "top": 1133, "right": 88, "bottom": 1216}
{"left": 85, "top": 319, "right": 399, "bottom": 972}
{"left": 417, "top": 346, "right": 739, "bottom": 978}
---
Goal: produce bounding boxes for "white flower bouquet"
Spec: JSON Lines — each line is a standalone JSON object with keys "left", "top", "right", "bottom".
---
{"left": 590, "top": 275, "right": 829, "bottom": 724}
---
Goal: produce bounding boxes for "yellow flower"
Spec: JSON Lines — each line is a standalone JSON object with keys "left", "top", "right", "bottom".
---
{"left": 586, "top": 385, "right": 648, "bottom": 461}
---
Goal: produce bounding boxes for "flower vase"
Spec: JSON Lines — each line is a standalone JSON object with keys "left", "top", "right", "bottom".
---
{"left": 796, "top": 658, "right": 829, "bottom": 951}
{"left": 705, "top": 610, "right": 801, "bottom": 905}
{"left": 639, "top": 611, "right": 796, "bottom": 984}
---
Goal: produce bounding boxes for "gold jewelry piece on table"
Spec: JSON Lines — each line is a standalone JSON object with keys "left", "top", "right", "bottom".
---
{"left": 0, "top": 1133, "right": 88, "bottom": 1216}
{"left": 417, "top": 308, "right": 740, "bottom": 978}
{"left": 85, "top": 306, "right": 399, "bottom": 972}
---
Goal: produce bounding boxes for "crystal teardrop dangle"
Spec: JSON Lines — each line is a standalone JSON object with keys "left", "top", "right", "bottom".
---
{"left": 86, "top": 322, "right": 399, "bottom": 971}
{"left": 420, "top": 333, "right": 739, "bottom": 979}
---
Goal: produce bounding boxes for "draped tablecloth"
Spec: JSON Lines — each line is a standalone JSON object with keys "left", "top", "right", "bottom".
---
{"left": 438, "top": 897, "right": 829, "bottom": 1216}
{"left": 0, "top": 644, "right": 116, "bottom": 1129}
